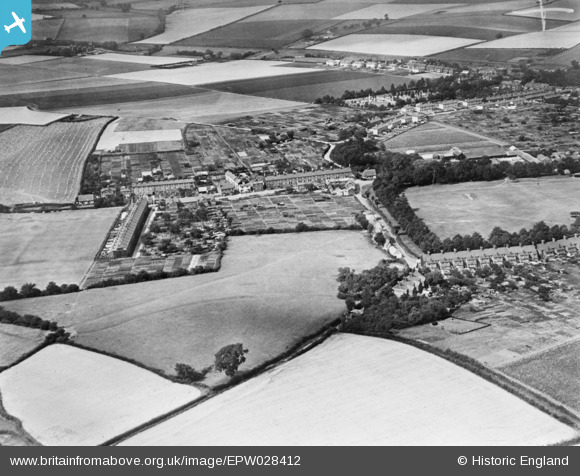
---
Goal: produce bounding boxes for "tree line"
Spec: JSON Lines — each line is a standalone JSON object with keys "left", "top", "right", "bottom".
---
{"left": 0, "top": 306, "right": 70, "bottom": 345}
{"left": 0, "top": 282, "right": 80, "bottom": 302}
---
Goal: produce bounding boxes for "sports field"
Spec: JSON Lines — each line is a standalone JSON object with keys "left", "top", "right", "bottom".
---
{"left": 309, "top": 34, "right": 482, "bottom": 57}
{"left": 0, "top": 117, "right": 112, "bottom": 205}
{"left": 406, "top": 176, "right": 580, "bottom": 239}
{"left": 0, "top": 345, "right": 202, "bottom": 446}
{"left": 2, "top": 232, "right": 384, "bottom": 382}
{"left": 121, "top": 333, "right": 577, "bottom": 446}
{"left": 0, "top": 209, "right": 121, "bottom": 290}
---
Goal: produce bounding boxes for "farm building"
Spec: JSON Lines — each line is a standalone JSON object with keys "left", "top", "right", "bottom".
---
{"left": 109, "top": 199, "right": 149, "bottom": 259}
{"left": 75, "top": 194, "right": 95, "bottom": 209}
{"left": 132, "top": 179, "right": 196, "bottom": 200}
{"left": 264, "top": 168, "right": 352, "bottom": 189}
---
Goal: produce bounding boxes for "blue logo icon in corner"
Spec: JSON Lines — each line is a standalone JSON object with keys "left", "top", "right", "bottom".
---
{"left": 1, "top": 0, "right": 31, "bottom": 55}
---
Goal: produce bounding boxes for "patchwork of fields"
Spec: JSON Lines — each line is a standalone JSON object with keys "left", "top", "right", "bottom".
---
{"left": 0, "top": 117, "right": 112, "bottom": 205}
{"left": 0, "top": 345, "right": 202, "bottom": 446}
{"left": 121, "top": 333, "right": 577, "bottom": 446}
{"left": 406, "top": 176, "right": 580, "bottom": 239}
{"left": 0, "top": 209, "right": 121, "bottom": 290}
{"left": 3, "top": 232, "right": 384, "bottom": 382}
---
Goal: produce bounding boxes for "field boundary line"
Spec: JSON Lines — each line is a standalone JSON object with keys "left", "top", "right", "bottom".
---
{"left": 362, "top": 331, "right": 580, "bottom": 431}
{"left": 104, "top": 323, "right": 342, "bottom": 446}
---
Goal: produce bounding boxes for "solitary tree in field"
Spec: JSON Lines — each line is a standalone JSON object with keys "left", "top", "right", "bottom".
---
{"left": 214, "top": 343, "right": 249, "bottom": 377}
{"left": 301, "top": 29, "right": 314, "bottom": 40}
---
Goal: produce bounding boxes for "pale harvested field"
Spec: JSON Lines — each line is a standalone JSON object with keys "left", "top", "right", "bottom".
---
{"left": 309, "top": 34, "right": 482, "bottom": 56}
{"left": 0, "top": 324, "right": 47, "bottom": 369}
{"left": 86, "top": 53, "right": 198, "bottom": 66}
{"left": 96, "top": 118, "right": 183, "bottom": 151}
{"left": 406, "top": 176, "right": 580, "bottom": 239}
{"left": 134, "top": 7, "right": 271, "bottom": 44}
{"left": 108, "top": 60, "right": 319, "bottom": 87}
{"left": 238, "top": 1, "right": 366, "bottom": 21}
{"left": 2, "top": 232, "right": 384, "bottom": 382}
{"left": 122, "top": 333, "right": 578, "bottom": 446}
{"left": 469, "top": 31, "right": 580, "bottom": 49}
{"left": 507, "top": 0, "right": 580, "bottom": 21}
{"left": 0, "top": 209, "right": 120, "bottom": 289}
{"left": 0, "top": 55, "right": 60, "bottom": 65}
{"left": 333, "top": 4, "right": 459, "bottom": 20}
{"left": 0, "top": 345, "right": 201, "bottom": 446}
{"left": 54, "top": 91, "right": 307, "bottom": 123}
{"left": 0, "top": 107, "right": 69, "bottom": 126}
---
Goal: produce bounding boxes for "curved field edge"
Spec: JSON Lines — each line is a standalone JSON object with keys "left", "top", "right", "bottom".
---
{"left": 0, "top": 344, "right": 203, "bottom": 446}
{"left": 117, "top": 333, "right": 578, "bottom": 446}
{"left": 383, "top": 332, "right": 580, "bottom": 433}
{"left": 0, "top": 388, "right": 39, "bottom": 446}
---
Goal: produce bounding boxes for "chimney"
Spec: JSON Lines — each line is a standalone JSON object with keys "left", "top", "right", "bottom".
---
{"left": 541, "top": 240, "right": 545, "bottom": 244}
{"left": 552, "top": 237, "right": 556, "bottom": 242}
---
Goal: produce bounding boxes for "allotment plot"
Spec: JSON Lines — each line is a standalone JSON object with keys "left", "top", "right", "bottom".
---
{"left": 121, "top": 333, "right": 577, "bottom": 446}
{"left": 309, "top": 34, "right": 482, "bottom": 56}
{"left": 0, "top": 345, "right": 202, "bottom": 446}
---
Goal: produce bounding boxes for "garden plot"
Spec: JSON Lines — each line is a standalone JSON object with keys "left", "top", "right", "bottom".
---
{"left": 469, "top": 31, "right": 580, "bottom": 49}
{"left": 0, "top": 117, "right": 112, "bottom": 205}
{"left": 309, "top": 34, "right": 482, "bottom": 56}
{"left": 0, "top": 324, "right": 47, "bottom": 369}
{"left": 332, "top": 3, "right": 459, "bottom": 20}
{"left": 0, "top": 107, "right": 69, "bottom": 126}
{"left": 108, "top": 60, "right": 320, "bottom": 87}
{"left": 221, "top": 194, "right": 364, "bottom": 232}
{"left": 134, "top": 6, "right": 271, "bottom": 45}
{"left": 0, "top": 345, "right": 202, "bottom": 446}
{"left": 96, "top": 118, "right": 183, "bottom": 152}
{"left": 121, "top": 333, "right": 577, "bottom": 446}
{"left": 0, "top": 209, "right": 120, "bottom": 290}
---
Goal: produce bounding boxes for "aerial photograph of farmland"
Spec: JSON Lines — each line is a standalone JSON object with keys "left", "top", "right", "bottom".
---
{"left": 1, "top": 0, "right": 580, "bottom": 451}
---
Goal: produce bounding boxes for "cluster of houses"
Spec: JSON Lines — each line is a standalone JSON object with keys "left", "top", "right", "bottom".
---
{"left": 324, "top": 58, "right": 454, "bottom": 75}
{"left": 422, "top": 236, "right": 580, "bottom": 273}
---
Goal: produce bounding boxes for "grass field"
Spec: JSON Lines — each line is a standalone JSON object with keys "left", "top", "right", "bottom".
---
{"left": 0, "top": 209, "right": 120, "bottom": 289}
{"left": 0, "top": 63, "right": 86, "bottom": 88}
{"left": 309, "top": 34, "right": 482, "bottom": 57}
{"left": 0, "top": 344, "right": 202, "bottom": 446}
{"left": 0, "top": 324, "right": 47, "bottom": 369}
{"left": 31, "top": 18, "right": 65, "bottom": 41}
{"left": 500, "top": 339, "right": 580, "bottom": 412}
{"left": 134, "top": 6, "right": 271, "bottom": 45}
{"left": 2, "top": 232, "right": 384, "bottom": 382}
{"left": 382, "top": 123, "right": 488, "bottom": 151}
{"left": 406, "top": 176, "right": 580, "bottom": 239}
{"left": 0, "top": 117, "right": 112, "bottom": 205}
{"left": 175, "top": 19, "right": 341, "bottom": 49}
{"left": 121, "top": 333, "right": 577, "bottom": 445}
{"left": 207, "top": 70, "right": 410, "bottom": 102}
{"left": 55, "top": 90, "right": 307, "bottom": 123}
{"left": 55, "top": 16, "right": 159, "bottom": 43}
